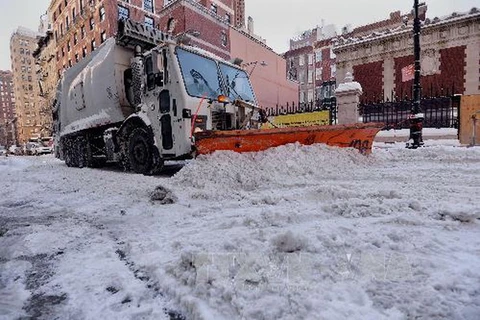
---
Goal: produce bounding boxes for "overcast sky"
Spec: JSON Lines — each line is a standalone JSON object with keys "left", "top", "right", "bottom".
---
{"left": 0, "top": 0, "right": 477, "bottom": 70}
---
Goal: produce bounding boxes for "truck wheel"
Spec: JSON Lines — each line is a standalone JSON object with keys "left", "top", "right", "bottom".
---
{"left": 128, "top": 128, "right": 152, "bottom": 174}
{"left": 64, "top": 138, "right": 78, "bottom": 167}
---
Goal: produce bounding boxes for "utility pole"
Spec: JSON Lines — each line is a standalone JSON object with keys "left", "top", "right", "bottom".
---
{"left": 407, "top": 0, "right": 424, "bottom": 149}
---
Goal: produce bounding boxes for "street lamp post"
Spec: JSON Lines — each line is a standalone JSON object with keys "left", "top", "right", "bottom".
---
{"left": 407, "top": 0, "right": 424, "bottom": 149}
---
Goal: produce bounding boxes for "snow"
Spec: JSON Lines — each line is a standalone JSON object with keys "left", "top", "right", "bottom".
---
{"left": 0, "top": 140, "right": 479, "bottom": 319}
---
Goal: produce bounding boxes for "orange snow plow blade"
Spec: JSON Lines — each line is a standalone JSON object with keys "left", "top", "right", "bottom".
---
{"left": 194, "top": 122, "right": 384, "bottom": 155}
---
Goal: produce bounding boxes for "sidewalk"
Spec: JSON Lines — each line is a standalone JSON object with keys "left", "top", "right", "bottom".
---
{"left": 375, "top": 128, "right": 458, "bottom": 143}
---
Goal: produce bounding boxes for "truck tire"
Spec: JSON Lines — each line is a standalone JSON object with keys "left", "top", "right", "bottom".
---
{"left": 128, "top": 128, "right": 153, "bottom": 174}
{"left": 63, "top": 137, "right": 78, "bottom": 167}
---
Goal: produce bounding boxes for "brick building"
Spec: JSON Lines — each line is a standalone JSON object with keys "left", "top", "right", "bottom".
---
{"left": 38, "top": 0, "right": 295, "bottom": 110}
{"left": 33, "top": 13, "right": 56, "bottom": 137}
{"left": 284, "top": 7, "right": 426, "bottom": 107}
{"left": 10, "top": 27, "right": 44, "bottom": 144}
{"left": 334, "top": 7, "right": 480, "bottom": 102}
{"left": 284, "top": 25, "right": 337, "bottom": 105}
{"left": 0, "top": 71, "right": 17, "bottom": 147}
{"left": 48, "top": 0, "right": 164, "bottom": 78}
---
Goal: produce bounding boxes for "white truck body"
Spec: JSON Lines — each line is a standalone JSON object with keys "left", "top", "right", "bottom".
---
{"left": 54, "top": 19, "right": 259, "bottom": 174}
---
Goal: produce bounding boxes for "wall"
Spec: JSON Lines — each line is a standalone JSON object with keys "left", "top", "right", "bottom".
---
{"left": 353, "top": 61, "right": 384, "bottom": 102}
{"left": 0, "top": 71, "right": 16, "bottom": 146}
{"left": 229, "top": 28, "right": 298, "bottom": 108}
{"left": 459, "top": 95, "right": 480, "bottom": 145}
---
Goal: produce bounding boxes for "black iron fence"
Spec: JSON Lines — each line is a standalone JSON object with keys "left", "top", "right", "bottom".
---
{"left": 360, "top": 95, "right": 459, "bottom": 130}
{"left": 264, "top": 97, "right": 337, "bottom": 125}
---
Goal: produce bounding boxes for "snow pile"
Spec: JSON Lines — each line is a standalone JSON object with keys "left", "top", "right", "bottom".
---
{"left": 173, "top": 143, "right": 377, "bottom": 201}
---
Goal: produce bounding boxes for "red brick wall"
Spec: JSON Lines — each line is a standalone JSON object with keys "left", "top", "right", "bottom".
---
{"left": 394, "top": 45, "right": 466, "bottom": 99}
{"left": 353, "top": 61, "right": 384, "bottom": 102}
{"left": 52, "top": 0, "right": 164, "bottom": 75}
{"left": 159, "top": 4, "right": 230, "bottom": 59}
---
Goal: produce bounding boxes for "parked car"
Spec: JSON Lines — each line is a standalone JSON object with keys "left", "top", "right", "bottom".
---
{"left": 8, "top": 145, "right": 22, "bottom": 155}
{"left": 34, "top": 143, "right": 53, "bottom": 155}
{"left": 25, "top": 142, "right": 40, "bottom": 155}
{"left": 0, "top": 146, "right": 6, "bottom": 156}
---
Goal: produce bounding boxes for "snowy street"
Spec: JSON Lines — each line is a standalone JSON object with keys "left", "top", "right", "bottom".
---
{"left": 1, "top": 141, "right": 479, "bottom": 319}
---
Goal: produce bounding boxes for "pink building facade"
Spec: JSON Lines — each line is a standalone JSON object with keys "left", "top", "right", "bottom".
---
{"left": 230, "top": 29, "right": 298, "bottom": 108}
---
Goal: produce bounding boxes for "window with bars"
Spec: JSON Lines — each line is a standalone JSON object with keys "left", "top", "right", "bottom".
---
{"left": 145, "top": 16, "right": 154, "bottom": 29}
{"left": 221, "top": 31, "right": 227, "bottom": 47}
{"left": 118, "top": 5, "right": 129, "bottom": 20}
{"left": 99, "top": 7, "right": 105, "bottom": 21}
{"left": 144, "top": 0, "right": 154, "bottom": 13}
{"left": 210, "top": 3, "right": 217, "bottom": 14}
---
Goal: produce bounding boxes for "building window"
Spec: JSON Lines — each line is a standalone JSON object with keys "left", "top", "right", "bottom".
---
{"left": 101, "top": 31, "right": 107, "bottom": 43}
{"left": 89, "top": 17, "right": 95, "bottom": 30}
{"left": 308, "top": 54, "right": 313, "bottom": 65}
{"left": 82, "top": 46, "right": 87, "bottom": 57}
{"left": 315, "top": 51, "right": 322, "bottom": 62}
{"left": 144, "top": 0, "right": 154, "bottom": 13}
{"left": 75, "top": 53, "right": 79, "bottom": 62}
{"left": 60, "top": 23, "right": 64, "bottom": 36}
{"left": 330, "top": 64, "right": 336, "bottom": 79}
{"left": 66, "top": 16, "right": 69, "bottom": 31}
{"left": 308, "top": 69, "right": 313, "bottom": 83}
{"left": 315, "top": 68, "right": 322, "bottom": 81}
{"left": 80, "top": 0, "right": 84, "bottom": 13}
{"left": 221, "top": 31, "right": 227, "bottom": 47}
{"left": 145, "top": 16, "right": 154, "bottom": 29}
{"left": 67, "top": 41, "right": 71, "bottom": 52}
{"left": 211, "top": 3, "right": 217, "bottom": 14}
{"left": 74, "top": 33, "right": 78, "bottom": 45}
{"left": 68, "top": 59, "right": 72, "bottom": 67}
{"left": 62, "top": 47, "right": 65, "bottom": 57}
{"left": 72, "top": 7, "right": 76, "bottom": 21}
{"left": 91, "top": 40, "right": 96, "bottom": 51}
{"left": 298, "top": 55, "right": 305, "bottom": 66}
{"left": 298, "top": 70, "right": 305, "bottom": 84}
{"left": 118, "top": 5, "right": 129, "bottom": 20}
{"left": 330, "top": 48, "right": 336, "bottom": 59}
{"left": 307, "top": 89, "right": 314, "bottom": 102}
{"left": 81, "top": 25, "right": 86, "bottom": 38}
{"left": 99, "top": 7, "right": 105, "bottom": 21}
{"left": 225, "top": 13, "right": 231, "bottom": 24}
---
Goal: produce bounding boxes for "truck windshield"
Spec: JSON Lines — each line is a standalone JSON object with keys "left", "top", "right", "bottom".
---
{"left": 176, "top": 48, "right": 222, "bottom": 101}
{"left": 219, "top": 63, "right": 256, "bottom": 103}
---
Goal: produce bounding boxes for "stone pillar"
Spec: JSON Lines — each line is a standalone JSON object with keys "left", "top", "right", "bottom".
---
{"left": 335, "top": 72, "right": 363, "bottom": 125}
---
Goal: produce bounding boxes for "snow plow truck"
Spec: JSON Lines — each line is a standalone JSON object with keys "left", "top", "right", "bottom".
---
{"left": 53, "top": 19, "right": 382, "bottom": 174}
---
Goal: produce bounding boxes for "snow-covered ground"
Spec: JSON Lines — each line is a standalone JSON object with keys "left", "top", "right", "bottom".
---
{"left": 1, "top": 140, "right": 479, "bottom": 320}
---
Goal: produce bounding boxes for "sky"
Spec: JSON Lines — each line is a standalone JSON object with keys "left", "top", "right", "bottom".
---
{"left": 0, "top": 0, "right": 478, "bottom": 70}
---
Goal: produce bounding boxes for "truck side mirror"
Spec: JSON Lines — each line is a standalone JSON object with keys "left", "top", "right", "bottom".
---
{"left": 152, "top": 51, "right": 165, "bottom": 87}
